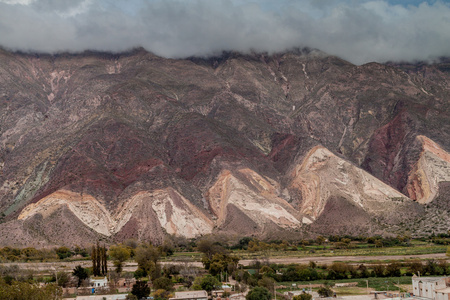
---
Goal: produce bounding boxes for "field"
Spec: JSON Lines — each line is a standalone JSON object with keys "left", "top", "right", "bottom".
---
{"left": 232, "top": 242, "right": 447, "bottom": 261}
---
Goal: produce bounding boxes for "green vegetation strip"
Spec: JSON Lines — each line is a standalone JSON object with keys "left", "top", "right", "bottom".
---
{"left": 234, "top": 245, "right": 447, "bottom": 260}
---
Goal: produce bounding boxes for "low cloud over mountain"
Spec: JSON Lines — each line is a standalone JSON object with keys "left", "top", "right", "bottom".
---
{"left": 0, "top": 0, "right": 449, "bottom": 64}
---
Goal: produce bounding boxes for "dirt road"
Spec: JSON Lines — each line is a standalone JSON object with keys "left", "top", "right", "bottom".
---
{"left": 2, "top": 253, "right": 447, "bottom": 273}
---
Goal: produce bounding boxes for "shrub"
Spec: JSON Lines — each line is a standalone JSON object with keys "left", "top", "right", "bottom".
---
{"left": 131, "top": 281, "right": 150, "bottom": 299}
{"left": 246, "top": 286, "right": 271, "bottom": 300}
{"left": 152, "top": 276, "right": 174, "bottom": 291}
{"left": 293, "top": 293, "right": 313, "bottom": 300}
{"left": 318, "top": 286, "right": 334, "bottom": 297}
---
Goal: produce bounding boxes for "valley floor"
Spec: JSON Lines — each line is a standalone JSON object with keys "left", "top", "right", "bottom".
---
{"left": 2, "top": 252, "right": 447, "bottom": 273}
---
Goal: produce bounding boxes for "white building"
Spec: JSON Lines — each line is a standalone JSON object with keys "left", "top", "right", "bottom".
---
{"left": 435, "top": 287, "right": 450, "bottom": 300}
{"left": 90, "top": 276, "right": 108, "bottom": 288}
{"left": 412, "top": 276, "right": 450, "bottom": 299}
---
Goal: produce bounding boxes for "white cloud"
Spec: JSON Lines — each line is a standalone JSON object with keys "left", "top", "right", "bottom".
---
{"left": 0, "top": 0, "right": 35, "bottom": 4}
{"left": 0, "top": 0, "right": 449, "bottom": 64}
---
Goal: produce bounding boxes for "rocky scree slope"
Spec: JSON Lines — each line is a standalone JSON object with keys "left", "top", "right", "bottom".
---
{"left": 0, "top": 48, "right": 448, "bottom": 246}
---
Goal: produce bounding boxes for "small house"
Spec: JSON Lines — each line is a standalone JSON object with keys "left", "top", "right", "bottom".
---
{"left": 91, "top": 276, "right": 108, "bottom": 288}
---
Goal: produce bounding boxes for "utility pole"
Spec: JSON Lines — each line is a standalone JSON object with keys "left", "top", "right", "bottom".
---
{"left": 366, "top": 280, "right": 369, "bottom": 295}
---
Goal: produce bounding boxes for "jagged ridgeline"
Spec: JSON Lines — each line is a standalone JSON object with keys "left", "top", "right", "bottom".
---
{"left": 0, "top": 48, "right": 449, "bottom": 246}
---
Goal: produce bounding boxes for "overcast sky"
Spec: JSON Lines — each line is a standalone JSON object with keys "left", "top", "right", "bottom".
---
{"left": 0, "top": 0, "right": 449, "bottom": 64}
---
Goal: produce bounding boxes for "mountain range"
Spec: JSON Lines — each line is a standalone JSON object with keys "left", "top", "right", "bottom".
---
{"left": 0, "top": 48, "right": 449, "bottom": 247}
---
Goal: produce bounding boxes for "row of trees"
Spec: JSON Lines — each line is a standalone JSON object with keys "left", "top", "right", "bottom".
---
{"left": 245, "top": 285, "right": 330, "bottom": 300}
{"left": 232, "top": 259, "right": 450, "bottom": 287}
{"left": 0, "top": 278, "right": 62, "bottom": 300}
{"left": 92, "top": 242, "right": 107, "bottom": 276}
{"left": 0, "top": 245, "right": 89, "bottom": 262}
{"left": 0, "top": 238, "right": 172, "bottom": 263}
{"left": 1, "top": 232, "right": 448, "bottom": 263}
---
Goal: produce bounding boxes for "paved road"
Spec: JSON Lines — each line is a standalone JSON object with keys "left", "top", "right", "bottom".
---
{"left": 2, "top": 253, "right": 447, "bottom": 273}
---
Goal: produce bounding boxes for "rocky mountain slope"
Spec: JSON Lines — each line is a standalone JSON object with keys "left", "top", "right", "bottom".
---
{"left": 0, "top": 48, "right": 448, "bottom": 247}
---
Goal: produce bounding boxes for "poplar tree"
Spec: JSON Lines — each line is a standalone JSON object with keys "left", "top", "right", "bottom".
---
{"left": 91, "top": 242, "right": 108, "bottom": 276}
{"left": 96, "top": 241, "right": 101, "bottom": 276}
{"left": 92, "top": 245, "right": 98, "bottom": 276}
{"left": 102, "top": 244, "right": 108, "bottom": 275}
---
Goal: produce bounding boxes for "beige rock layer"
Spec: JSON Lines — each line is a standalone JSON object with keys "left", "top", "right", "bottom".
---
{"left": 18, "top": 143, "right": 432, "bottom": 239}
{"left": 406, "top": 136, "right": 450, "bottom": 204}
{"left": 290, "top": 146, "right": 410, "bottom": 219}
{"left": 18, "top": 188, "right": 213, "bottom": 238}
{"left": 207, "top": 168, "right": 302, "bottom": 229}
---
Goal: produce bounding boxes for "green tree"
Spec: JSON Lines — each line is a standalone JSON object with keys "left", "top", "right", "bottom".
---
{"left": 153, "top": 276, "right": 174, "bottom": 291}
{"left": 293, "top": 293, "right": 313, "bottom": 300}
{"left": 201, "top": 252, "right": 239, "bottom": 276}
{"left": 386, "top": 262, "right": 401, "bottom": 277}
{"left": 0, "top": 279, "right": 62, "bottom": 300}
{"left": 92, "top": 244, "right": 98, "bottom": 276}
{"left": 159, "top": 238, "right": 175, "bottom": 257}
{"left": 201, "top": 274, "right": 220, "bottom": 293}
{"left": 135, "top": 243, "right": 161, "bottom": 281}
{"left": 20, "top": 247, "right": 39, "bottom": 260}
{"left": 327, "top": 262, "right": 348, "bottom": 279}
{"left": 407, "top": 261, "right": 423, "bottom": 275}
{"left": 56, "top": 271, "right": 70, "bottom": 287}
{"left": 197, "top": 238, "right": 225, "bottom": 260}
{"left": 153, "top": 288, "right": 173, "bottom": 300}
{"left": 375, "top": 240, "right": 383, "bottom": 248}
{"left": 131, "top": 280, "right": 150, "bottom": 299}
{"left": 134, "top": 268, "right": 147, "bottom": 279}
{"left": 246, "top": 286, "right": 271, "bottom": 300}
{"left": 73, "top": 245, "right": 88, "bottom": 257}
{"left": 318, "top": 286, "right": 334, "bottom": 297}
{"left": 257, "top": 276, "right": 275, "bottom": 292}
{"left": 358, "top": 264, "right": 370, "bottom": 278}
{"left": 109, "top": 244, "right": 131, "bottom": 274}
{"left": 72, "top": 265, "right": 88, "bottom": 287}
{"left": 91, "top": 242, "right": 107, "bottom": 276}
{"left": 193, "top": 274, "right": 220, "bottom": 294}
{"left": 260, "top": 265, "right": 275, "bottom": 275}
{"left": 101, "top": 244, "right": 107, "bottom": 276}
{"left": 426, "top": 259, "right": 438, "bottom": 275}
{"left": 373, "top": 264, "right": 386, "bottom": 277}
{"left": 55, "top": 247, "right": 72, "bottom": 259}
{"left": 316, "top": 235, "right": 326, "bottom": 247}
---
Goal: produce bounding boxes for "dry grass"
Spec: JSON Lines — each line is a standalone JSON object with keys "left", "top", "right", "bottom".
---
{"left": 332, "top": 286, "right": 372, "bottom": 296}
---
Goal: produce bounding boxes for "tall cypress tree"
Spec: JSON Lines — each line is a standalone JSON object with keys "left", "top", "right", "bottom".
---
{"left": 92, "top": 242, "right": 108, "bottom": 276}
{"left": 96, "top": 241, "right": 101, "bottom": 276}
{"left": 102, "top": 244, "right": 108, "bottom": 275}
{"left": 92, "top": 245, "right": 98, "bottom": 276}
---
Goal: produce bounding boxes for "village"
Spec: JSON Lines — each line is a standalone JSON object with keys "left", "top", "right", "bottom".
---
{"left": 60, "top": 274, "right": 450, "bottom": 300}
{"left": 1, "top": 236, "right": 449, "bottom": 299}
